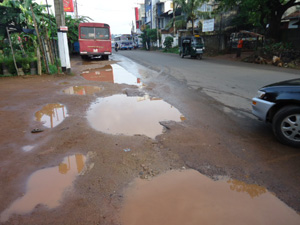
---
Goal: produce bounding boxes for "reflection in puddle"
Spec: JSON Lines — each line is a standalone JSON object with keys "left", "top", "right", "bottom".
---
{"left": 227, "top": 179, "right": 267, "bottom": 198}
{"left": 81, "top": 65, "right": 113, "bottom": 82}
{"left": 87, "top": 94, "right": 184, "bottom": 139}
{"left": 35, "top": 103, "right": 68, "bottom": 128}
{"left": 0, "top": 154, "right": 85, "bottom": 222}
{"left": 121, "top": 170, "right": 300, "bottom": 225}
{"left": 81, "top": 64, "right": 142, "bottom": 86}
{"left": 22, "top": 145, "right": 35, "bottom": 152}
{"left": 63, "top": 86, "right": 102, "bottom": 95}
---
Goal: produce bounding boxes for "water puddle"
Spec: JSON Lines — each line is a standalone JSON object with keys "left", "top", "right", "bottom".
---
{"left": 121, "top": 169, "right": 300, "bottom": 225}
{"left": 35, "top": 103, "right": 68, "bottom": 128}
{"left": 81, "top": 64, "right": 142, "bottom": 86}
{"left": 62, "top": 86, "right": 102, "bottom": 95}
{"left": 0, "top": 154, "right": 86, "bottom": 222}
{"left": 86, "top": 94, "right": 184, "bottom": 139}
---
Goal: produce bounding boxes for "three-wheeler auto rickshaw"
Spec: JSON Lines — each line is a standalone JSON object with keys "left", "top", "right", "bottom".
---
{"left": 179, "top": 35, "right": 205, "bottom": 59}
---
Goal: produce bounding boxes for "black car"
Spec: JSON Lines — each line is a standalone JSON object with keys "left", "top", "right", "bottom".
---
{"left": 252, "top": 79, "right": 300, "bottom": 147}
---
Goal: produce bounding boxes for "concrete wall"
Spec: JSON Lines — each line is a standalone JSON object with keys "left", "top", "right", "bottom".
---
{"left": 202, "top": 34, "right": 227, "bottom": 51}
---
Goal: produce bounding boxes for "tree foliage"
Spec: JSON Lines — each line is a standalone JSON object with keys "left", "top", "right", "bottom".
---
{"left": 215, "top": 0, "right": 300, "bottom": 40}
{"left": 0, "top": 0, "right": 91, "bottom": 75}
{"left": 174, "top": 0, "right": 207, "bottom": 34}
{"left": 141, "top": 25, "right": 158, "bottom": 49}
{"left": 0, "top": 0, "right": 90, "bottom": 47}
{"left": 163, "top": 36, "right": 174, "bottom": 49}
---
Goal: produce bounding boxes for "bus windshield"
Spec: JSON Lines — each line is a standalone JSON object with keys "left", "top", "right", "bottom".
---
{"left": 80, "top": 27, "right": 110, "bottom": 40}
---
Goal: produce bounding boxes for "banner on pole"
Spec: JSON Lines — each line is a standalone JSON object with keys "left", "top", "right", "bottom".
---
{"left": 63, "top": 0, "right": 74, "bottom": 12}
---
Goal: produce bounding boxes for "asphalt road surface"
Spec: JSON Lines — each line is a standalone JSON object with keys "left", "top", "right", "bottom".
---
{"left": 116, "top": 49, "right": 300, "bottom": 115}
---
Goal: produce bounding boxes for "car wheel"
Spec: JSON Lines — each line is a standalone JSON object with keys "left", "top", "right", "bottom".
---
{"left": 272, "top": 106, "right": 300, "bottom": 147}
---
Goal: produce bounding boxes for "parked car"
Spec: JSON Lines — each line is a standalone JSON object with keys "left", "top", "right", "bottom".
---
{"left": 252, "top": 79, "right": 300, "bottom": 147}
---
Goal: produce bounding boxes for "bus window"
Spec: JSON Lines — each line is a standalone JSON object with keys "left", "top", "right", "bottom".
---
{"left": 81, "top": 27, "right": 95, "bottom": 39}
{"left": 95, "top": 28, "right": 109, "bottom": 40}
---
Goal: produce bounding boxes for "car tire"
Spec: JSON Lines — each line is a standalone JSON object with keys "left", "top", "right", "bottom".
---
{"left": 272, "top": 105, "right": 300, "bottom": 147}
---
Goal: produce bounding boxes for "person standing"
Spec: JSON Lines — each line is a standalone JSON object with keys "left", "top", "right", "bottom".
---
{"left": 236, "top": 38, "right": 243, "bottom": 58}
{"left": 115, "top": 42, "right": 119, "bottom": 52}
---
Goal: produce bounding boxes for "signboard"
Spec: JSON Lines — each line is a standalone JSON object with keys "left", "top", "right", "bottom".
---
{"left": 63, "top": 0, "right": 74, "bottom": 12}
{"left": 203, "top": 19, "right": 214, "bottom": 32}
{"left": 59, "top": 26, "right": 68, "bottom": 32}
{"left": 135, "top": 7, "right": 139, "bottom": 29}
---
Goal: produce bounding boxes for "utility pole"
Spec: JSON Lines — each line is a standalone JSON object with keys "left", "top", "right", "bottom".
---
{"left": 54, "top": 0, "right": 71, "bottom": 73}
{"left": 156, "top": 3, "right": 159, "bottom": 48}
{"left": 74, "top": 0, "right": 78, "bottom": 19}
{"left": 173, "top": 0, "right": 176, "bottom": 36}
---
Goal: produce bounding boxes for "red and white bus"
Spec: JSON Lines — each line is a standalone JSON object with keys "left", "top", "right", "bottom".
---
{"left": 78, "top": 23, "right": 112, "bottom": 60}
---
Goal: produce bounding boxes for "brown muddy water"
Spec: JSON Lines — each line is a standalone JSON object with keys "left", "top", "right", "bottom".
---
{"left": 62, "top": 86, "right": 102, "bottom": 95}
{"left": 86, "top": 94, "right": 185, "bottom": 139}
{"left": 81, "top": 64, "right": 142, "bottom": 86}
{"left": 121, "top": 169, "right": 300, "bottom": 225}
{"left": 35, "top": 103, "right": 68, "bottom": 128}
{"left": 0, "top": 154, "right": 86, "bottom": 222}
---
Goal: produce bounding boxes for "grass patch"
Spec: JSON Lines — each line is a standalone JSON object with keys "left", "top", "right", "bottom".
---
{"left": 163, "top": 46, "right": 179, "bottom": 54}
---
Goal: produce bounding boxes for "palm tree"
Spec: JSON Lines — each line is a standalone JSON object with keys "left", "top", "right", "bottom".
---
{"left": 175, "top": 0, "right": 205, "bottom": 35}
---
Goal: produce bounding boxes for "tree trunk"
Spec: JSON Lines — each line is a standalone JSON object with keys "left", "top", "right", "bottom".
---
{"left": 192, "top": 19, "right": 194, "bottom": 35}
{"left": 36, "top": 47, "right": 42, "bottom": 75}
{"left": 30, "top": 4, "right": 50, "bottom": 74}
{"left": 266, "top": 10, "right": 284, "bottom": 41}
{"left": 265, "top": 0, "right": 300, "bottom": 41}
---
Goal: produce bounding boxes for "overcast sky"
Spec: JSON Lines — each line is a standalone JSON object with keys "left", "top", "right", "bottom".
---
{"left": 37, "top": 0, "right": 143, "bottom": 34}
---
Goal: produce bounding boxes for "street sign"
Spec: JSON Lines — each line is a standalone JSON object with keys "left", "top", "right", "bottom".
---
{"left": 203, "top": 19, "right": 215, "bottom": 32}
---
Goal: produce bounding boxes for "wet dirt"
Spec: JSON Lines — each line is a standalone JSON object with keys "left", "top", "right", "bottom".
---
{"left": 0, "top": 54, "right": 300, "bottom": 225}
{"left": 86, "top": 94, "right": 184, "bottom": 139}
{"left": 121, "top": 169, "right": 300, "bottom": 225}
